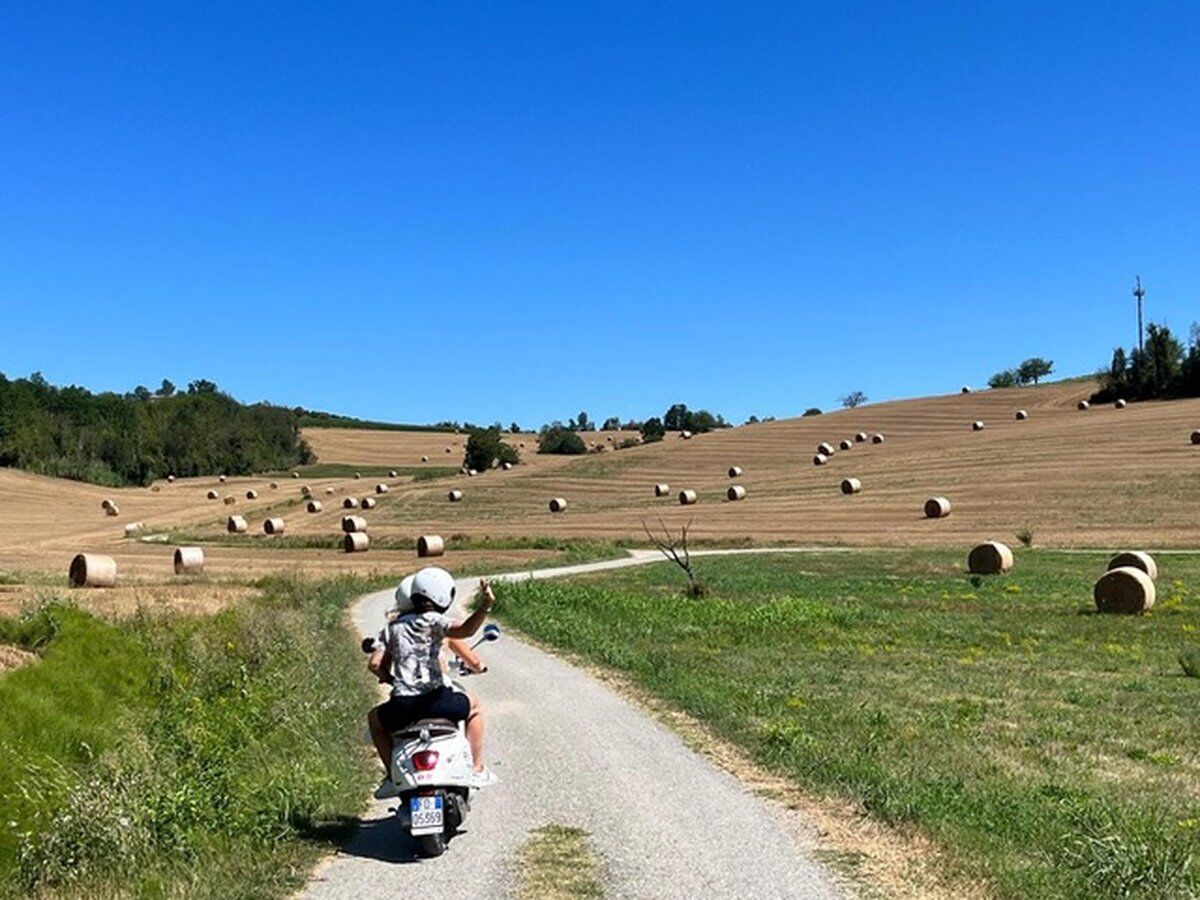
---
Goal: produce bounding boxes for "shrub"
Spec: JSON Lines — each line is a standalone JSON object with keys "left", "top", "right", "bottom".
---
{"left": 538, "top": 426, "right": 587, "bottom": 455}
{"left": 1015, "top": 527, "right": 1034, "bottom": 548}
{"left": 639, "top": 418, "right": 665, "bottom": 443}
{"left": 464, "top": 428, "right": 519, "bottom": 471}
{"left": 802, "top": 407, "right": 822, "bottom": 417}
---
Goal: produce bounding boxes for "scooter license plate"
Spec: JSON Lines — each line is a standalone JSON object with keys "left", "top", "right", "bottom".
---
{"left": 410, "top": 795, "right": 444, "bottom": 835}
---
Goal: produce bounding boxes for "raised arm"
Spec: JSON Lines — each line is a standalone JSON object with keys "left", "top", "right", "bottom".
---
{"left": 446, "top": 578, "right": 497, "bottom": 639}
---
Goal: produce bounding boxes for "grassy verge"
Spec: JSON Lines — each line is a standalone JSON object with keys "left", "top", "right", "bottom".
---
{"left": 516, "top": 824, "right": 604, "bottom": 899}
{"left": 279, "top": 464, "right": 458, "bottom": 481}
{"left": 494, "top": 550, "right": 1200, "bottom": 898}
{"left": 0, "top": 575, "right": 387, "bottom": 898}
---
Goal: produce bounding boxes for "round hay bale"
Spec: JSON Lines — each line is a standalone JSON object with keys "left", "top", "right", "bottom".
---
{"left": 227, "top": 515, "right": 248, "bottom": 533}
{"left": 219, "top": 474, "right": 227, "bottom": 483}
{"left": 448, "top": 489, "right": 464, "bottom": 502}
{"left": 1115, "top": 399, "right": 1127, "bottom": 409}
{"left": 678, "top": 489, "right": 698, "bottom": 506}
{"left": 375, "top": 483, "right": 389, "bottom": 494}
{"left": 519, "top": 442, "right": 526, "bottom": 448}
{"left": 343, "top": 497, "right": 358, "bottom": 509}
{"left": 207, "top": 489, "right": 219, "bottom": 500}
{"left": 1191, "top": 430, "right": 1200, "bottom": 445}
{"left": 1078, "top": 400, "right": 1090, "bottom": 410}
{"left": 325, "top": 486, "right": 335, "bottom": 495}
{"left": 817, "top": 442, "right": 835, "bottom": 456}
{"left": 167, "top": 475, "right": 175, "bottom": 483}
{"left": 105, "top": 504, "right": 120, "bottom": 517}
{"left": 301, "top": 485, "right": 312, "bottom": 497}
{"left": 967, "top": 541, "right": 1013, "bottom": 575}
{"left": 173, "top": 546, "right": 204, "bottom": 575}
{"left": 245, "top": 489, "right": 258, "bottom": 500}
{"left": 854, "top": 432, "right": 868, "bottom": 443}
{"left": 69, "top": 553, "right": 116, "bottom": 588}
{"left": 360, "top": 497, "right": 376, "bottom": 510}
{"left": 1107, "top": 551, "right": 1158, "bottom": 581}
{"left": 813, "top": 453, "right": 828, "bottom": 466}
{"left": 341, "top": 515, "right": 367, "bottom": 533}
{"left": 1094, "top": 566, "right": 1156, "bottom": 614}
{"left": 421, "top": 455, "right": 430, "bottom": 462}
{"left": 343, "top": 532, "right": 370, "bottom": 553}
{"left": 841, "top": 478, "right": 862, "bottom": 495}
{"left": 726, "top": 485, "right": 747, "bottom": 501}
{"left": 502, "top": 461, "right": 513, "bottom": 471}
{"left": 354, "top": 472, "right": 362, "bottom": 480}
{"left": 728, "top": 466, "right": 743, "bottom": 478}
{"left": 971, "top": 420, "right": 985, "bottom": 431}
{"left": 389, "top": 469, "right": 399, "bottom": 478}
{"left": 306, "top": 500, "right": 323, "bottom": 513}
{"left": 468, "top": 469, "right": 478, "bottom": 477}
{"left": 445, "top": 447, "right": 453, "bottom": 454}
{"left": 1015, "top": 409, "right": 1028, "bottom": 420}
{"left": 223, "top": 496, "right": 236, "bottom": 506}
{"left": 961, "top": 385, "right": 971, "bottom": 394}
{"left": 263, "top": 517, "right": 285, "bottom": 535}
{"left": 417, "top": 535, "right": 445, "bottom": 558}
{"left": 839, "top": 439, "right": 853, "bottom": 451}
{"left": 924, "top": 496, "right": 952, "bottom": 518}
{"left": 654, "top": 483, "right": 670, "bottom": 497}
{"left": 681, "top": 430, "right": 693, "bottom": 440}
{"left": 549, "top": 497, "right": 568, "bottom": 513}
{"left": 123, "top": 522, "right": 143, "bottom": 537}
{"left": 871, "top": 433, "right": 884, "bottom": 444}
{"left": 292, "top": 472, "right": 300, "bottom": 478}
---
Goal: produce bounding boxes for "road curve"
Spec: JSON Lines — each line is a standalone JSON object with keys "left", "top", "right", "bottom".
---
{"left": 302, "top": 552, "right": 844, "bottom": 899}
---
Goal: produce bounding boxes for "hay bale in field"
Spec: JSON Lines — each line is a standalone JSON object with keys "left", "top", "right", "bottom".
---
{"left": 502, "top": 461, "right": 513, "bottom": 470}
{"left": 422, "top": 455, "right": 430, "bottom": 462}
{"left": 292, "top": 472, "right": 300, "bottom": 478}
{"left": 654, "top": 483, "right": 670, "bottom": 497}
{"left": 389, "top": 469, "right": 399, "bottom": 478}
{"left": 173, "top": 546, "right": 204, "bottom": 575}
{"left": 360, "top": 497, "right": 376, "bottom": 510}
{"left": 354, "top": 472, "right": 362, "bottom": 479}
{"left": 726, "top": 485, "right": 747, "bottom": 501}
{"left": 854, "top": 432, "right": 868, "bottom": 443}
{"left": 1107, "top": 551, "right": 1158, "bottom": 581}
{"left": 343, "top": 532, "right": 370, "bottom": 553}
{"left": 1015, "top": 409, "right": 1029, "bottom": 420}
{"left": 223, "top": 496, "right": 236, "bottom": 506}
{"left": 1094, "top": 566, "right": 1156, "bottom": 614}
{"left": 838, "top": 439, "right": 852, "bottom": 451}
{"left": 301, "top": 485, "right": 312, "bottom": 497}
{"left": 446, "top": 447, "right": 453, "bottom": 453}
{"left": 69, "top": 553, "right": 117, "bottom": 588}
{"left": 448, "top": 489, "right": 464, "bottom": 502}
{"left": 167, "top": 475, "right": 175, "bottom": 483}
{"left": 841, "top": 478, "right": 862, "bottom": 495}
{"left": 227, "top": 515, "right": 248, "bottom": 533}
{"left": 467, "top": 469, "right": 478, "bottom": 477}
{"left": 207, "top": 489, "right": 220, "bottom": 500}
{"left": 1115, "top": 399, "right": 1127, "bottom": 409}
{"left": 549, "top": 497, "right": 568, "bottom": 513}
{"left": 961, "top": 385, "right": 971, "bottom": 394}
{"left": 343, "top": 497, "right": 358, "bottom": 509}
{"left": 681, "top": 430, "right": 693, "bottom": 440}
{"left": 971, "top": 421, "right": 985, "bottom": 431}
{"left": 967, "top": 541, "right": 1013, "bottom": 575}
{"left": 519, "top": 442, "right": 526, "bottom": 448}
{"left": 1078, "top": 400, "right": 1090, "bottom": 410}
{"left": 924, "top": 496, "right": 951, "bottom": 518}
{"left": 375, "top": 483, "right": 389, "bottom": 494}
{"left": 325, "top": 486, "right": 335, "bottom": 495}
{"left": 101, "top": 498, "right": 115, "bottom": 511}
{"left": 871, "top": 433, "right": 884, "bottom": 444}
{"left": 728, "top": 466, "right": 743, "bottom": 478}
{"left": 306, "top": 500, "right": 323, "bottom": 513}
{"left": 1191, "top": 430, "right": 1200, "bottom": 445}
{"left": 817, "top": 442, "right": 835, "bottom": 456}
{"left": 341, "top": 515, "right": 367, "bottom": 533}
{"left": 219, "top": 474, "right": 227, "bottom": 483}
{"left": 245, "top": 489, "right": 258, "bottom": 500}
{"left": 813, "top": 453, "right": 828, "bottom": 466}
{"left": 263, "top": 517, "right": 285, "bottom": 535}
{"left": 123, "top": 522, "right": 143, "bottom": 537}
{"left": 678, "top": 489, "right": 698, "bottom": 505}
{"left": 105, "top": 504, "right": 120, "bottom": 517}
{"left": 417, "top": 535, "right": 445, "bottom": 558}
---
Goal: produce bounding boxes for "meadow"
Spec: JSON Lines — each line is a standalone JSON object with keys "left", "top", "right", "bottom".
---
{"left": 494, "top": 550, "right": 1200, "bottom": 898}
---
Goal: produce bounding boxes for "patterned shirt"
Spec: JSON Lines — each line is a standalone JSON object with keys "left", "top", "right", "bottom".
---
{"left": 382, "top": 611, "right": 453, "bottom": 697}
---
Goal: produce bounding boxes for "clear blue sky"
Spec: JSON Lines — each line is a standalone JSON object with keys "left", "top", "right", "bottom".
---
{"left": 1, "top": 2, "right": 1197, "bottom": 427}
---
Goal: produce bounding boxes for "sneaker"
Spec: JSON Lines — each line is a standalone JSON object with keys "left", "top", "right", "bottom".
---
{"left": 373, "top": 777, "right": 400, "bottom": 800}
{"left": 470, "top": 767, "right": 498, "bottom": 789}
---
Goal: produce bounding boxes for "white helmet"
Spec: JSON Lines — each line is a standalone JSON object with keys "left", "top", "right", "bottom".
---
{"left": 409, "top": 566, "right": 456, "bottom": 611}
{"left": 393, "top": 573, "right": 416, "bottom": 614}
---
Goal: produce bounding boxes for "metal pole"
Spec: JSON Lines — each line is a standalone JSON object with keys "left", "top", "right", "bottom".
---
{"left": 1133, "top": 276, "right": 1145, "bottom": 351}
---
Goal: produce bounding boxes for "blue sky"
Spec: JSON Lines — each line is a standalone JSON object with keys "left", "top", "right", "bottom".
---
{"left": 1, "top": 2, "right": 1197, "bottom": 427}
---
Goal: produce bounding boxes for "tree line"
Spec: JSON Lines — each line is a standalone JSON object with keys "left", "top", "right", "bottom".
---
{"left": 1094, "top": 322, "right": 1200, "bottom": 402}
{"left": 0, "top": 373, "right": 314, "bottom": 487}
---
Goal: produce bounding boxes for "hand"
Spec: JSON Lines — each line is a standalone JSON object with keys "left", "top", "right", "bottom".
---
{"left": 479, "top": 578, "right": 496, "bottom": 610}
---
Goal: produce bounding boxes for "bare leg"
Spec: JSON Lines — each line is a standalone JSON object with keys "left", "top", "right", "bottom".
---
{"left": 368, "top": 707, "right": 393, "bottom": 773}
{"left": 466, "top": 693, "right": 486, "bottom": 772}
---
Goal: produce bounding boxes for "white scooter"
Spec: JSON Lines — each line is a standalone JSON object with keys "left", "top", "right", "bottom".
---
{"left": 363, "top": 623, "right": 501, "bottom": 857}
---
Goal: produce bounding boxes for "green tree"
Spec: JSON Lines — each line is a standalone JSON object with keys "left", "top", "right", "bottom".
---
{"left": 601, "top": 416, "right": 621, "bottom": 431}
{"left": 465, "top": 428, "right": 519, "bottom": 471}
{"left": 1017, "top": 357, "right": 1054, "bottom": 385}
{"left": 640, "top": 417, "right": 665, "bottom": 443}
{"left": 802, "top": 407, "right": 822, "bottom": 417}
{"left": 158, "top": 379, "right": 176, "bottom": 397}
{"left": 537, "top": 425, "right": 587, "bottom": 455}
{"left": 988, "top": 369, "right": 1019, "bottom": 389}
{"left": 840, "top": 391, "right": 867, "bottom": 409}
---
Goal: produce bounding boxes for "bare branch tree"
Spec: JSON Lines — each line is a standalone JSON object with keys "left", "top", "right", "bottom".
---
{"left": 642, "top": 517, "right": 706, "bottom": 597}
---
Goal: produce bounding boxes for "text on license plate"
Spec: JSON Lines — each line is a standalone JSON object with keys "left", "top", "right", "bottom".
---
{"left": 410, "top": 795, "right": 444, "bottom": 835}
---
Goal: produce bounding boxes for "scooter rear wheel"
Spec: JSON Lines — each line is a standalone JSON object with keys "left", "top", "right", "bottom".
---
{"left": 417, "top": 833, "right": 446, "bottom": 857}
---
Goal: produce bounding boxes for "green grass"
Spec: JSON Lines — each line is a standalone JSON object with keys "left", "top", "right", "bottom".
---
{"left": 516, "top": 824, "right": 605, "bottom": 899}
{"left": 278, "top": 463, "right": 458, "bottom": 481}
{"left": 495, "top": 550, "right": 1200, "bottom": 898}
{"left": 0, "top": 575, "right": 387, "bottom": 898}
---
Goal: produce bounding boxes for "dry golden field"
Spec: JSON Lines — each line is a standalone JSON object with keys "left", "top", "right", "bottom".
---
{"left": 2, "top": 380, "right": 1199, "bottom": 606}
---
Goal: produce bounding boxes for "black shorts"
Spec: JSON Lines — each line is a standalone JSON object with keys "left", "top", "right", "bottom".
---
{"left": 375, "top": 686, "right": 470, "bottom": 733}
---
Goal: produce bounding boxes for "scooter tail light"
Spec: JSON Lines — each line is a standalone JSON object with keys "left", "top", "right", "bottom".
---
{"left": 412, "top": 750, "right": 439, "bottom": 771}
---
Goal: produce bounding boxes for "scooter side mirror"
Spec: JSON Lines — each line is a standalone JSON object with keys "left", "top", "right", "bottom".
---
{"left": 482, "top": 623, "right": 501, "bottom": 642}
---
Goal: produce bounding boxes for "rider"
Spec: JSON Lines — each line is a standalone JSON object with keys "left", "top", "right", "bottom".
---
{"left": 367, "top": 566, "right": 497, "bottom": 790}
